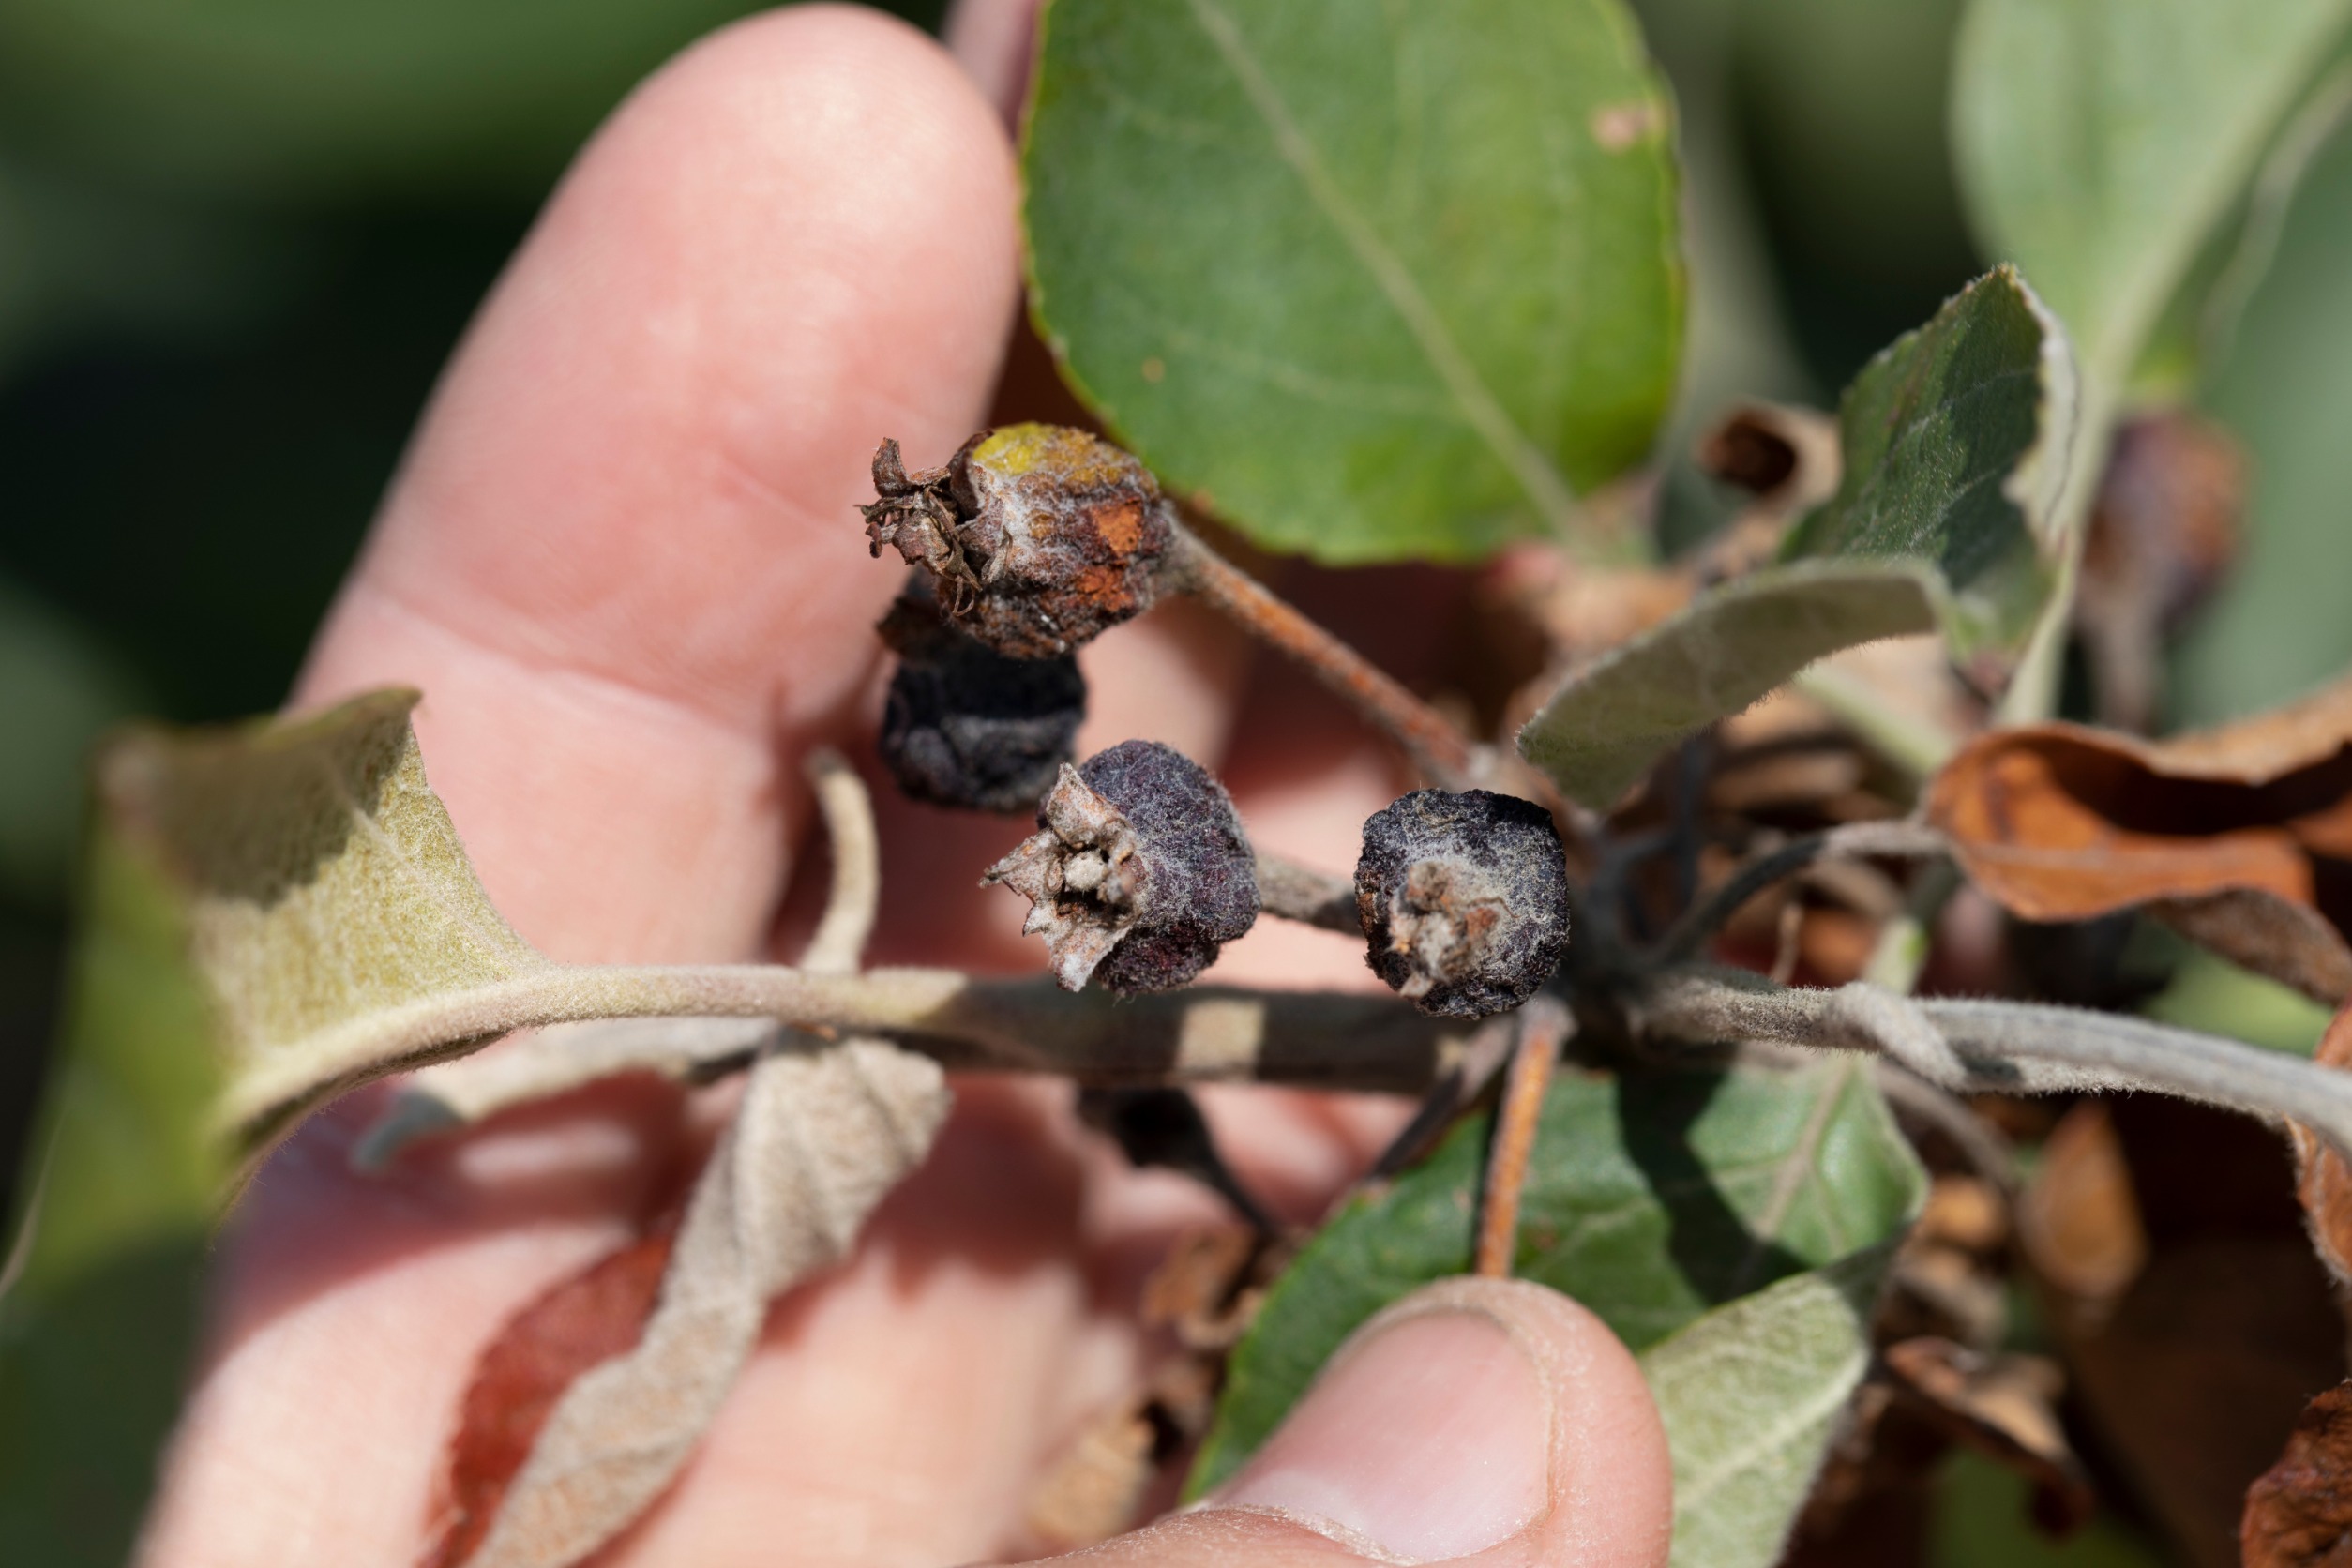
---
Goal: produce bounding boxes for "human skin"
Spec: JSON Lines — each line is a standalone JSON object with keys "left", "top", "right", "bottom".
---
{"left": 132, "top": 7, "right": 1674, "bottom": 1565}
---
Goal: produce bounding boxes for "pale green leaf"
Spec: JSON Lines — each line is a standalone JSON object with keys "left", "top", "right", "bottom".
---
{"left": 1023, "top": 0, "right": 1683, "bottom": 564}
{"left": 1643, "top": 1246, "right": 1892, "bottom": 1568}
{"left": 1186, "top": 1056, "right": 1923, "bottom": 1497}
{"left": 1951, "top": 0, "right": 2352, "bottom": 386}
{"left": 1519, "top": 265, "right": 2076, "bottom": 805}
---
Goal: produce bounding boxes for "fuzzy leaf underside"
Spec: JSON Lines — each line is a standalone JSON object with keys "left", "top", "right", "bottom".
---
{"left": 1, "top": 691, "right": 550, "bottom": 1561}
{"left": 1952, "top": 0, "right": 2352, "bottom": 387}
{"left": 1186, "top": 1057, "right": 1924, "bottom": 1512}
{"left": 1647, "top": 1247, "right": 1894, "bottom": 1568}
{"left": 1022, "top": 0, "right": 1683, "bottom": 564}
{"left": 1518, "top": 264, "right": 2076, "bottom": 805}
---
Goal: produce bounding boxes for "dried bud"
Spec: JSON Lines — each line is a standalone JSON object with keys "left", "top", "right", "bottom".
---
{"left": 985, "top": 739, "right": 1258, "bottom": 993}
{"left": 875, "top": 580, "right": 1086, "bottom": 813}
{"left": 1356, "top": 789, "right": 1569, "bottom": 1018}
{"left": 860, "top": 424, "right": 1174, "bottom": 659}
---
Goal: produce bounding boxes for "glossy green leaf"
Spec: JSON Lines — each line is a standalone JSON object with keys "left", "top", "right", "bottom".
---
{"left": 1022, "top": 0, "right": 1683, "bottom": 564}
{"left": 1519, "top": 265, "right": 2076, "bottom": 805}
{"left": 1951, "top": 0, "right": 2352, "bottom": 386}
{"left": 1645, "top": 1247, "right": 1892, "bottom": 1568}
{"left": 1187, "top": 1056, "right": 1923, "bottom": 1497}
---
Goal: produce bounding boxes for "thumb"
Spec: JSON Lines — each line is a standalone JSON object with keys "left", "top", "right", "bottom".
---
{"left": 1061, "top": 1276, "right": 1673, "bottom": 1567}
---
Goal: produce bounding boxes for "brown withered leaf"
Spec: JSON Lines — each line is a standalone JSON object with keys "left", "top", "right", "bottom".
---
{"left": 1928, "top": 674, "right": 2352, "bottom": 1003}
{"left": 2028, "top": 1098, "right": 2346, "bottom": 1568}
{"left": 2288, "top": 1003, "right": 2352, "bottom": 1287}
{"left": 436, "top": 1039, "right": 949, "bottom": 1568}
{"left": 2016, "top": 1103, "right": 2148, "bottom": 1320}
{"left": 425, "top": 1232, "right": 677, "bottom": 1568}
{"left": 1882, "top": 1337, "right": 2093, "bottom": 1532}
{"left": 2244, "top": 1381, "right": 2352, "bottom": 1568}
{"left": 2075, "top": 410, "right": 2247, "bottom": 733}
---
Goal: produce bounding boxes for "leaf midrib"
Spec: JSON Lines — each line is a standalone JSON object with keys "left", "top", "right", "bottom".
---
{"left": 1179, "top": 0, "right": 1580, "bottom": 535}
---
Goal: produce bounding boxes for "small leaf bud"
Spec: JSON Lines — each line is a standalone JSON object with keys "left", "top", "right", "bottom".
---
{"left": 875, "top": 581, "right": 1087, "bottom": 813}
{"left": 860, "top": 424, "right": 1174, "bottom": 658}
{"left": 984, "top": 739, "right": 1258, "bottom": 993}
{"left": 1355, "top": 789, "right": 1569, "bottom": 1017}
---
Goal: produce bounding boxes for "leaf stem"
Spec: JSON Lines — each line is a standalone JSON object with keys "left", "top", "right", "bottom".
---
{"left": 234, "top": 964, "right": 1470, "bottom": 1155}
{"left": 1165, "top": 523, "right": 1481, "bottom": 790}
{"left": 1474, "top": 997, "right": 1571, "bottom": 1277}
{"left": 1637, "top": 970, "right": 2352, "bottom": 1163}
{"left": 1254, "top": 851, "right": 1361, "bottom": 934}
{"left": 1653, "top": 820, "right": 1950, "bottom": 964}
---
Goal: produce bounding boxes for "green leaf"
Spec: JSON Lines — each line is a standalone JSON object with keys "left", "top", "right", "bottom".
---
{"left": 1022, "top": 0, "right": 1683, "bottom": 564}
{"left": 1187, "top": 1055, "right": 1923, "bottom": 1498}
{"left": 1951, "top": 0, "right": 2352, "bottom": 387}
{"left": 0, "top": 744, "right": 224, "bottom": 1563}
{"left": 1644, "top": 1247, "right": 1893, "bottom": 1568}
{"left": 1518, "top": 264, "right": 2076, "bottom": 805}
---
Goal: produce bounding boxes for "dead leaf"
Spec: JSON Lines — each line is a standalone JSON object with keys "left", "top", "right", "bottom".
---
{"left": 2017, "top": 1102, "right": 2148, "bottom": 1314}
{"left": 1882, "top": 1337, "right": 2092, "bottom": 1532}
{"left": 1928, "top": 675, "right": 2352, "bottom": 1003}
{"left": 2244, "top": 1380, "right": 2352, "bottom": 1568}
{"left": 425, "top": 1231, "right": 677, "bottom": 1568}
{"left": 440, "top": 1039, "right": 950, "bottom": 1568}
{"left": 2030, "top": 1098, "right": 2346, "bottom": 1568}
{"left": 2288, "top": 1004, "right": 2352, "bottom": 1287}
{"left": 2074, "top": 410, "right": 2247, "bottom": 733}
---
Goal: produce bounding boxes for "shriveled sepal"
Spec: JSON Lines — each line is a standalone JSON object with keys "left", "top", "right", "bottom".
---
{"left": 986, "top": 764, "right": 1150, "bottom": 991}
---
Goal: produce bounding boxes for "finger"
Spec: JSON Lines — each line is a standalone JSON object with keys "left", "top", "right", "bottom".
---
{"left": 1056, "top": 1276, "right": 1673, "bottom": 1568}
{"left": 297, "top": 3, "right": 1017, "bottom": 966}
{"left": 144, "top": 11, "right": 1019, "bottom": 1565}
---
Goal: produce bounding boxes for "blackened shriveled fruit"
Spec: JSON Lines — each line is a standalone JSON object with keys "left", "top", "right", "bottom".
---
{"left": 876, "top": 584, "right": 1086, "bottom": 813}
{"left": 1356, "top": 790, "right": 1569, "bottom": 1018}
{"left": 985, "top": 739, "right": 1259, "bottom": 993}
{"left": 861, "top": 424, "right": 1173, "bottom": 659}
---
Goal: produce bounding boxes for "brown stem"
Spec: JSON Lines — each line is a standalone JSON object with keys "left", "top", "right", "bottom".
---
{"left": 1474, "top": 997, "right": 1572, "bottom": 1277}
{"left": 1254, "top": 851, "right": 1362, "bottom": 934}
{"left": 1166, "top": 524, "right": 1480, "bottom": 790}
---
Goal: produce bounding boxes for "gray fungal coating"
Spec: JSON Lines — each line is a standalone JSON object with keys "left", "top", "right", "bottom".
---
{"left": 876, "top": 586, "right": 1086, "bottom": 813}
{"left": 987, "top": 740, "right": 1260, "bottom": 994}
{"left": 1080, "top": 740, "right": 1259, "bottom": 992}
{"left": 1355, "top": 789, "right": 1569, "bottom": 1017}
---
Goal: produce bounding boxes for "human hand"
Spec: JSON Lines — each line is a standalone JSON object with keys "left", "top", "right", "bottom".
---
{"left": 136, "top": 7, "right": 1671, "bottom": 1564}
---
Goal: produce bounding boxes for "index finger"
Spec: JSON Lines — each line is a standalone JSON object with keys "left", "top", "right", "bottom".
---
{"left": 296, "top": 3, "right": 1020, "bottom": 968}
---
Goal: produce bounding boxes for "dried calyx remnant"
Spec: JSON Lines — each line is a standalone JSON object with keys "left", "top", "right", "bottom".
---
{"left": 876, "top": 579, "right": 1087, "bottom": 813}
{"left": 1357, "top": 790, "right": 1570, "bottom": 1017}
{"left": 861, "top": 423, "right": 1173, "bottom": 659}
{"left": 987, "top": 739, "right": 1259, "bottom": 993}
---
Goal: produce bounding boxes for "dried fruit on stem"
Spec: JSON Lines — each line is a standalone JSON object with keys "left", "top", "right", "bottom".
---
{"left": 986, "top": 740, "right": 1259, "bottom": 993}
{"left": 1356, "top": 789, "right": 1569, "bottom": 1017}
{"left": 861, "top": 424, "right": 1172, "bottom": 658}
{"left": 876, "top": 580, "right": 1087, "bottom": 812}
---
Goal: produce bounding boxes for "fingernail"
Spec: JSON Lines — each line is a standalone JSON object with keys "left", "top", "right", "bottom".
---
{"left": 1214, "top": 1304, "right": 1550, "bottom": 1561}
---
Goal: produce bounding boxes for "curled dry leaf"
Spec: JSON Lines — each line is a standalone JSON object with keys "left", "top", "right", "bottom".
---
{"left": 2016, "top": 1102, "right": 2149, "bottom": 1317}
{"left": 438, "top": 1039, "right": 950, "bottom": 1568}
{"left": 1881, "top": 1336, "right": 2093, "bottom": 1532}
{"left": 2244, "top": 1380, "right": 2352, "bottom": 1568}
{"left": 2074, "top": 410, "right": 2248, "bottom": 732}
{"left": 1928, "top": 672, "right": 2352, "bottom": 1003}
{"left": 425, "top": 1232, "right": 677, "bottom": 1568}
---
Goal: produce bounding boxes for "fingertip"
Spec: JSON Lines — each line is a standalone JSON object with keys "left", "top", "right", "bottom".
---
{"left": 1203, "top": 1276, "right": 1672, "bottom": 1568}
